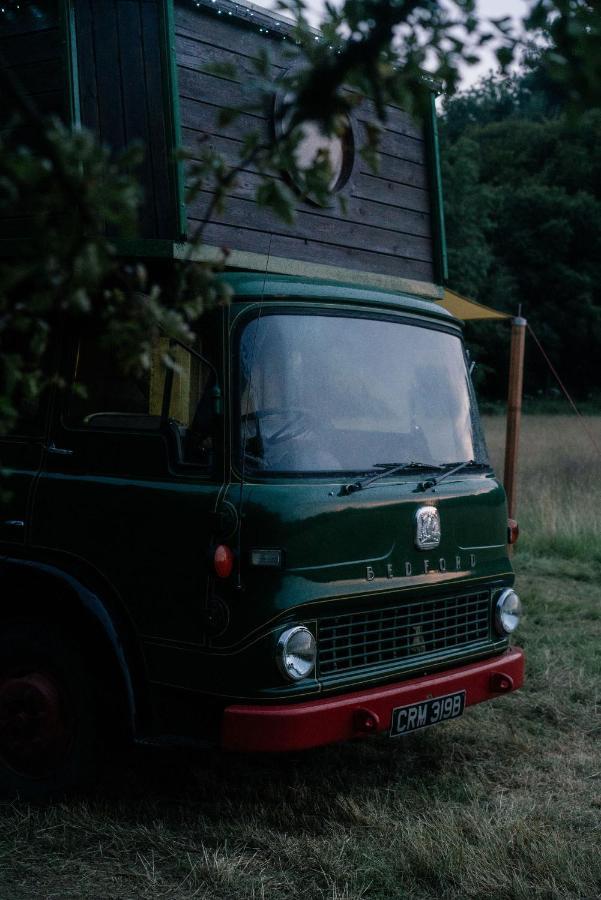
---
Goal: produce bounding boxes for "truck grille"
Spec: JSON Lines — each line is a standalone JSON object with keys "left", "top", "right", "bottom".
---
{"left": 318, "top": 590, "right": 490, "bottom": 676}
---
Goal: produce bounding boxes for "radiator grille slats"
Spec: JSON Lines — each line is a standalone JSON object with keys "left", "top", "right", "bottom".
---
{"left": 318, "top": 591, "right": 490, "bottom": 676}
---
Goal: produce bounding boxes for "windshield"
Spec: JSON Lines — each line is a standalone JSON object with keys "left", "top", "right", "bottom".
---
{"left": 238, "top": 312, "right": 488, "bottom": 474}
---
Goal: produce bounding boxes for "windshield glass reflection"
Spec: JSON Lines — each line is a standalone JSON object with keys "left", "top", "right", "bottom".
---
{"left": 238, "top": 313, "right": 487, "bottom": 473}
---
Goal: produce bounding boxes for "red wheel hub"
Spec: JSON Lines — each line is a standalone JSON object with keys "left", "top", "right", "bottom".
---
{"left": 0, "top": 671, "right": 72, "bottom": 777}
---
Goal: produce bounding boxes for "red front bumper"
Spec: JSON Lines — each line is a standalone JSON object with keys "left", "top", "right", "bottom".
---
{"left": 221, "top": 647, "right": 524, "bottom": 752}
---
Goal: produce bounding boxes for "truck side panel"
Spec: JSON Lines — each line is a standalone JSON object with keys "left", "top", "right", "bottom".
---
{"left": 0, "top": 1, "right": 65, "bottom": 240}
{"left": 74, "top": 0, "right": 179, "bottom": 238}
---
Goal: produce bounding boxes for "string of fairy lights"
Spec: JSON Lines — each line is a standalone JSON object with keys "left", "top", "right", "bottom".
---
{"left": 0, "top": 0, "right": 286, "bottom": 32}
{"left": 0, "top": 0, "right": 335, "bottom": 50}
{"left": 189, "top": 0, "right": 323, "bottom": 43}
{"left": 0, "top": 1, "right": 54, "bottom": 26}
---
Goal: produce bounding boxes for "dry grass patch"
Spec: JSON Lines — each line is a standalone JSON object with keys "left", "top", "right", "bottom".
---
{"left": 483, "top": 414, "right": 601, "bottom": 561}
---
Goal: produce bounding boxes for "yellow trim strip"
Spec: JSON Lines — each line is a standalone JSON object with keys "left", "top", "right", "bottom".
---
{"left": 173, "top": 243, "right": 444, "bottom": 300}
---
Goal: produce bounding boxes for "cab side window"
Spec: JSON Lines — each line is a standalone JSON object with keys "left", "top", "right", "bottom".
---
{"left": 65, "top": 331, "right": 216, "bottom": 467}
{"left": 156, "top": 338, "right": 215, "bottom": 466}
{"left": 65, "top": 336, "right": 158, "bottom": 431}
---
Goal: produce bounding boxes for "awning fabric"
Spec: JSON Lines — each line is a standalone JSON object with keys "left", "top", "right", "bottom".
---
{"left": 440, "top": 288, "right": 510, "bottom": 321}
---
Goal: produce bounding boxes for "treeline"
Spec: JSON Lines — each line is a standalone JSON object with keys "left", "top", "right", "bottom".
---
{"left": 440, "top": 60, "right": 601, "bottom": 403}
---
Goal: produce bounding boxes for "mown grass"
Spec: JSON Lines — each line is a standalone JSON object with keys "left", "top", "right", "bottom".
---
{"left": 1, "top": 416, "right": 600, "bottom": 899}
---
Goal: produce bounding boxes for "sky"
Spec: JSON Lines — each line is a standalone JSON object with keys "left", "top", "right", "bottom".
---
{"left": 251, "top": 0, "right": 532, "bottom": 89}
{"left": 462, "top": 0, "right": 531, "bottom": 87}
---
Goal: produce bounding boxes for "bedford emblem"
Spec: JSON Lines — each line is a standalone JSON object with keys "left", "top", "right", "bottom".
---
{"left": 415, "top": 506, "right": 441, "bottom": 550}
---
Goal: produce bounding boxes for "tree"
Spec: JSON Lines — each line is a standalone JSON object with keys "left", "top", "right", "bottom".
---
{"left": 525, "top": 0, "right": 601, "bottom": 113}
{"left": 440, "top": 56, "right": 601, "bottom": 401}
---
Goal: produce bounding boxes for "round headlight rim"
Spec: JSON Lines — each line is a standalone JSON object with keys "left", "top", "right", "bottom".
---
{"left": 276, "top": 625, "right": 317, "bottom": 682}
{"left": 495, "top": 587, "right": 522, "bottom": 635}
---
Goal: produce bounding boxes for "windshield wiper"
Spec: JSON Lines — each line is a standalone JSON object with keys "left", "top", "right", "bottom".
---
{"left": 343, "top": 459, "right": 490, "bottom": 495}
{"left": 417, "top": 460, "right": 489, "bottom": 492}
{"left": 343, "top": 462, "right": 445, "bottom": 495}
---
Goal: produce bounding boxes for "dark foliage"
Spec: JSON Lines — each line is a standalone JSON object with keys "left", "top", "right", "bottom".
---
{"left": 441, "top": 58, "right": 601, "bottom": 402}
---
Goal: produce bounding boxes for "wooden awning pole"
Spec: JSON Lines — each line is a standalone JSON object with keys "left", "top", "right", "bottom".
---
{"left": 504, "top": 315, "right": 527, "bottom": 522}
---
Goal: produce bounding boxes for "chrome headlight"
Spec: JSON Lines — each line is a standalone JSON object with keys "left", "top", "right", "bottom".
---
{"left": 276, "top": 626, "right": 316, "bottom": 681}
{"left": 495, "top": 588, "right": 522, "bottom": 635}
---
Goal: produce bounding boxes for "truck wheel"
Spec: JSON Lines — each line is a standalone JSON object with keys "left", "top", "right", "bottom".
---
{"left": 0, "top": 622, "right": 99, "bottom": 800}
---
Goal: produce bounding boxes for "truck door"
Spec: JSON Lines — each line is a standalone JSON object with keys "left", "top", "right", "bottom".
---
{"left": 0, "top": 354, "right": 51, "bottom": 546}
{"left": 0, "top": 433, "right": 44, "bottom": 546}
{"left": 30, "top": 324, "right": 224, "bottom": 659}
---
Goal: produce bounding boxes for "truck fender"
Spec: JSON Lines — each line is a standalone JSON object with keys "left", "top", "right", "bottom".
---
{"left": 0, "top": 556, "right": 144, "bottom": 740}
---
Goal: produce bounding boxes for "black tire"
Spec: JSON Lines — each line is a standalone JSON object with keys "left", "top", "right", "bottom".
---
{"left": 0, "top": 621, "right": 100, "bottom": 800}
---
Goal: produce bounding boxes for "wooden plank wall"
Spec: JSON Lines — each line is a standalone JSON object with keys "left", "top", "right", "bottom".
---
{"left": 74, "top": 0, "right": 177, "bottom": 238}
{"left": 0, "top": 1, "right": 65, "bottom": 239}
{"left": 0, "top": 2, "right": 64, "bottom": 120}
{"left": 175, "top": 0, "right": 435, "bottom": 284}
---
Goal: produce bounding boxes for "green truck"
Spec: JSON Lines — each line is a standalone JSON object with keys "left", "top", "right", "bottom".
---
{"left": 0, "top": 0, "right": 523, "bottom": 797}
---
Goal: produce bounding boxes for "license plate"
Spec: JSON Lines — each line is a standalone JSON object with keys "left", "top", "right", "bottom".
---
{"left": 390, "top": 690, "right": 465, "bottom": 737}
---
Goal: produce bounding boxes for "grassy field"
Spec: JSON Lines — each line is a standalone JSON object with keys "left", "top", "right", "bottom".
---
{"left": 1, "top": 415, "right": 600, "bottom": 899}
{"left": 484, "top": 414, "right": 601, "bottom": 563}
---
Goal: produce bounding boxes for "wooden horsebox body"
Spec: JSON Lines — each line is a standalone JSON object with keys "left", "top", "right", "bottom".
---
{"left": 0, "top": 0, "right": 446, "bottom": 297}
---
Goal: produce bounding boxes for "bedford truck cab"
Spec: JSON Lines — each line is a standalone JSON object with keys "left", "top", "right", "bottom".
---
{"left": 0, "top": 0, "right": 523, "bottom": 797}
{"left": 216, "top": 274, "right": 524, "bottom": 750}
{"left": 0, "top": 271, "right": 524, "bottom": 795}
